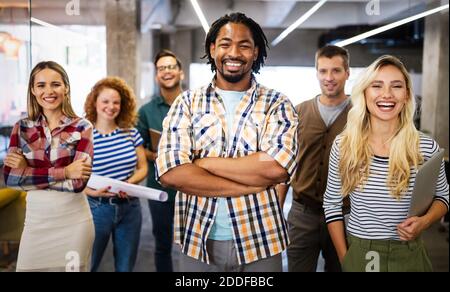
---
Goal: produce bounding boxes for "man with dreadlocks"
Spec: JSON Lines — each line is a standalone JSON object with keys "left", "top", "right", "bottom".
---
{"left": 155, "top": 12, "right": 298, "bottom": 272}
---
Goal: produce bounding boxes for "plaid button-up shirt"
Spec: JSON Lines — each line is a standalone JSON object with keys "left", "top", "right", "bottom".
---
{"left": 3, "top": 114, "right": 93, "bottom": 193}
{"left": 156, "top": 77, "right": 299, "bottom": 264}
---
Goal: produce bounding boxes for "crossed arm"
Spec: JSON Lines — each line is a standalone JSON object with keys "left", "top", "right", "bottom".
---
{"left": 157, "top": 93, "right": 296, "bottom": 199}
{"left": 3, "top": 123, "right": 93, "bottom": 193}
{"left": 159, "top": 152, "right": 288, "bottom": 198}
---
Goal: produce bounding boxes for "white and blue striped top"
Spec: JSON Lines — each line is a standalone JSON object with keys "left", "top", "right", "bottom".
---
{"left": 324, "top": 134, "right": 449, "bottom": 240}
{"left": 92, "top": 128, "right": 144, "bottom": 181}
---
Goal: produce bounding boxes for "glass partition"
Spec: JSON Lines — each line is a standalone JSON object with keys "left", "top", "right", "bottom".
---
{"left": 0, "top": 0, "right": 30, "bottom": 163}
{"left": 0, "top": 0, "right": 107, "bottom": 163}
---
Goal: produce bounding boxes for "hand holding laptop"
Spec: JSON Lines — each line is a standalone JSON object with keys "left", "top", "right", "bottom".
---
{"left": 397, "top": 149, "right": 446, "bottom": 241}
{"left": 407, "top": 148, "right": 445, "bottom": 217}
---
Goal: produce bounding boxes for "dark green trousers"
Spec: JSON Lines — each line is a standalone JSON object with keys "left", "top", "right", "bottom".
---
{"left": 342, "top": 234, "right": 433, "bottom": 272}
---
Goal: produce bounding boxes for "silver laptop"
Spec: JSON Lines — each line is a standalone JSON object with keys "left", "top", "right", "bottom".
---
{"left": 408, "top": 148, "right": 445, "bottom": 217}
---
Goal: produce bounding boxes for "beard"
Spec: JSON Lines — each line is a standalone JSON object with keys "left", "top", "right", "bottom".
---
{"left": 217, "top": 63, "right": 252, "bottom": 84}
{"left": 324, "top": 91, "right": 341, "bottom": 98}
{"left": 215, "top": 58, "right": 253, "bottom": 83}
{"left": 222, "top": 72, "right": 246, "bottom": 83}
{"left": 322, "top": 85, "right": 344, "bottom": 99}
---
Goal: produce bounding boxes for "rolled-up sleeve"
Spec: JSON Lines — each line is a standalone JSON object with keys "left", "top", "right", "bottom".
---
{"left": 155, "top": 93, "right": 193, "bottom": 180}
{"left": 260, "top": 95, "right": 299, "bottom": 183}
{"left": 4, "top": 119, "right": 93, "bottom": 193}
{"left": 4, "top": 122, "right": 68, "bottom": 191}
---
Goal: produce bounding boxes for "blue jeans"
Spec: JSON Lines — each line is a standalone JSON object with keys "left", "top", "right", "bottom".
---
{"left": 88, "top": 196, "right": 142, "bottom": 272}
{"left": 148, "top": 200, "right": 175, "bottom": 272}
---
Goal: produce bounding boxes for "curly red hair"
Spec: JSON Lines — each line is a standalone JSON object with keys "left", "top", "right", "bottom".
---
{"left": 84, "top": 77, "right": 138, "bottom": 128}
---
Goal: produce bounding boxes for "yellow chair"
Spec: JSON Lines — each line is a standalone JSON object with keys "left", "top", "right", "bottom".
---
{"left": 0, "top": 188, "right": 26, "bottom": 255}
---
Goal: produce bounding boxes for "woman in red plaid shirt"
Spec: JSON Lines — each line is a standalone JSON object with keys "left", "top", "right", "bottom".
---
{"left": 3, "top": 61, "right": 95, "bottom": 272}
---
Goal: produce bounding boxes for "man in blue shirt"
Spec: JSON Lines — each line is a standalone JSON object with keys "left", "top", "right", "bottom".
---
{"left": 137, "top": 50, "right": 184, "bottom": 272}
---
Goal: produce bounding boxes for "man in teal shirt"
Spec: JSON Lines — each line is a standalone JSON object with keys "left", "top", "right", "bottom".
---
{"left": 137, "top": 49, "right": 184, "bottom": 272}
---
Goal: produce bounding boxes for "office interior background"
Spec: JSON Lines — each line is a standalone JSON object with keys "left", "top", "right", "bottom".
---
{"left": 0, "top": 0, "right": 448, "bottom": 272}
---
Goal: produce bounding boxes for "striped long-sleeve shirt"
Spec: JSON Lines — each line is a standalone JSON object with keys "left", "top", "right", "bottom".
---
{"left": 155, "top": 77, "right": 299, "bottom": 265}
{"left": 92, "top": 128, "right": 143, "bottom": 181}
{"left": 323, "top": 134, "right": 449, "bottom": 240}
{"left": 3, "top": 114, "right": 93, "bottom": 193}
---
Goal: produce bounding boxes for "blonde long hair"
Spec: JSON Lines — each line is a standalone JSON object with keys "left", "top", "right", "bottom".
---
{"left": 339, "top": 55, "right": 422, "bottom": 199}
{"left": 27, "top": 61, "right": 77, "bottom": 120}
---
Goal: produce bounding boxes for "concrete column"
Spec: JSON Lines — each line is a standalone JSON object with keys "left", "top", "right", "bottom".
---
{"left": 139, "top": 30, "right": 154, "bottom": 106}
{"left": 173, "top": 29, "right": 194, "bottom": 89}
{"left": 421, "top": 10, "right": 449, "bottom": 155}
{"left": 105, "top": 0, "right": 140, "bottom": 95}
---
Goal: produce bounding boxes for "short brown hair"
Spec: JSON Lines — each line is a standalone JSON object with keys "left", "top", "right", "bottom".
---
{"left": 27, "top": 61, "right": 77, "bottom": 121}
{"left": 154, "top": 49, "right": 182, "bottom": 69}
{"left": 315, "top": 45, "right": 350, "bottom": 70}
{"left": 84, "top": 77, "right": 138, "bottom": 129}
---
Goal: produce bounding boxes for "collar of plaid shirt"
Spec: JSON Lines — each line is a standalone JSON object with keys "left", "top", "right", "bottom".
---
{"left": 208, "top": 75, "right": 259, "bottom": 104}
{"left": 36, "top": 113, "right": 73, "bottom": 127}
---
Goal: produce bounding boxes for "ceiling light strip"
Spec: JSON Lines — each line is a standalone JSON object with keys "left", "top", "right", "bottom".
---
{"left": 30, "top": 17, "right": 101, "bottom": 44}
{"left": 335, "top": 4, "right": 449, "bottom": 47}
{"left": 190, "top": 0, "right": 210, "bottom": 34}
{"left": 271, "top": 0, "right": 328, "bottom": 47}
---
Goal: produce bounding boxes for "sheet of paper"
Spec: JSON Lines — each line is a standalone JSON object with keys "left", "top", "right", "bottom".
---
{"left": 87, "top": 174, "right": 168, "bottom": 202}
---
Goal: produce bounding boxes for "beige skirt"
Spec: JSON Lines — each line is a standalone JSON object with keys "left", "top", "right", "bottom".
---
{"left": 16, "top": 189, "right": 94, "bottom": 272}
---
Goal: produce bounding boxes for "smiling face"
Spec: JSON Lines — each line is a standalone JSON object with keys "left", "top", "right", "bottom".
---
{"left": 317, "top": 55, "right": 349, "bottom": 99}
{"left": 155, "top": 56, "right": 184, "bottom": 91}
{"left": 31, "top": 68, "right": 67, "bottom": 116}
{"left": 95, "top": 87, "right": 121, "bottom": 124}
{"left": 365, "top": 64, "right": 409, "bottom": 125}
{"left": 210, "top": 22, "right": 258, "bottom": 90}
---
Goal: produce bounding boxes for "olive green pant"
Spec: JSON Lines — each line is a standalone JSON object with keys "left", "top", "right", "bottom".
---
{"left": 342, "top": 234, "right": 433, "bottom": 272}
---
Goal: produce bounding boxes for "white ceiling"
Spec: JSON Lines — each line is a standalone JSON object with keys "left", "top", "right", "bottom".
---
{"left": 0, "top": 0, "right": 447, "bottom": 31}
{"left": 142, "top": 0, "right": 445, "bottom": 31}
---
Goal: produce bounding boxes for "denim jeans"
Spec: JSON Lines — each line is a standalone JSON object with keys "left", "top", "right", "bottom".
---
{"left": 88, "top": 196, "right": 142, "bottom": 272}
{"left": 148, "top": 199, "right": 175, "bottom": 272}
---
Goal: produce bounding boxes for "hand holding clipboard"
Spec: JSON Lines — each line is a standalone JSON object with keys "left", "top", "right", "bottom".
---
{"left": 149, "top": 128, "right": 162, "bottom": 152}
